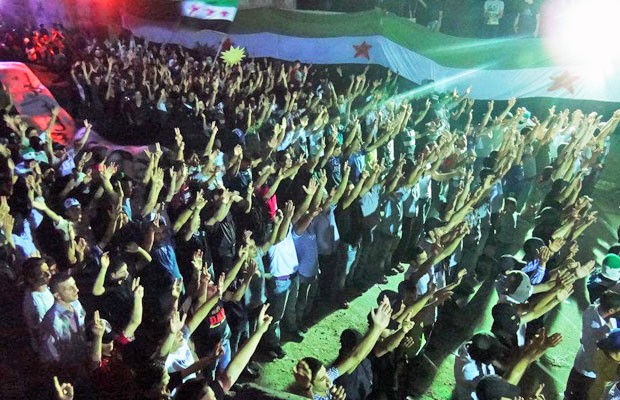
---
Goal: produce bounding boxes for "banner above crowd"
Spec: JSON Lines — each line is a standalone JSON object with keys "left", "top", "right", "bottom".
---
{"left": 122, "top": 6, "right": 620, "bottom": 103}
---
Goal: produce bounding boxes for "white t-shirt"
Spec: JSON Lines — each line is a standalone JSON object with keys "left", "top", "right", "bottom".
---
{"left": 268, "top": 226, "right": 299, "bottom": 277}
{"left": 23, "top": 288, "right": 55, "bottom": 330}
{"left": 165, "top": 327, "right": 196, "bottom": 382}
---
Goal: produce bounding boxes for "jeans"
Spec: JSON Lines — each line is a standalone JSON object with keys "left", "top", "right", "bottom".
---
{"left": 282, "top": 274, "right": 300, "bottom": 332}
{"left": 263, "top": 277, "right": 292, "bottom": 348}
{"left": 296, "top": 274, "right": 319, "bottom": 327}
{"left": 336, "top": 241, "right": 360, "bottom": 292}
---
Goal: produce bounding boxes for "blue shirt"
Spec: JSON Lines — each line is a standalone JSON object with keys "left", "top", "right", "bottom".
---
{"left": 359, "top": 184, "right": 381, "bottom": 218}
{"left": 377, "top": 191, "right": 404, "bottom": 237}
{"left": 293, "top": 223, "right": 319, "bottom": 278}
{"left": 153, "top": 244, "right": 183, "bottom": 281}
{"left": 313, "top": 367, "right": 341, "bottom": 400}
{"left": 39, "top": 301, "right": 87, "bottom": 365}
{"left": 348, "top": 151, "right": 366, "bottom": 182}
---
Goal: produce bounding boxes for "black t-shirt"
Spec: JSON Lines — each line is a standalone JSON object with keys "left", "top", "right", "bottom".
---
{"left": 335, "top": 205, "right": 363, "bottom": 245}
{"left": 193, "top": 300, "right": 229, "bottom": 356}
{"left": 334, "top": 358, "right": 373, "bottom": 400}
{"left": 99, "top": 278, "right": 134, "bottom": 331}
{"left": 206, "top": 212, "right": 236, "bottom": 267}
{"left": 174, "top": 231, "right": 214, "bottom": 282}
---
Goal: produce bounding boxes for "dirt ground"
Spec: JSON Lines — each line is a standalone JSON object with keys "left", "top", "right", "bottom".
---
{"left": 252, "top": 134, "right": 620, "bottom": 400}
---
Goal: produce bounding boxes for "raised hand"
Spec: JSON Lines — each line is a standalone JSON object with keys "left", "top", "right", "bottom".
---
{"left": 169, "top": 310, "right": 186, "bottom": 334}
{"left": 555, "top": 284, "right": 573, "bottom": 301}
{"left": 371, "top": 296, "right": 393, "bottom": 329}
{"left": 329, "top": 385, "right": 347, "bottom": 400}
{"left": 171, "top": 278, "right": 183, "bottom": 299}
{"left": 574, "top": 260, "right": 595, "bottom": 279}
{"left": 273, "top": 209, "right": 284, "bottom": 225}
{"left": 53, "top": 376, "right": 74, "bottom": 400}
{"left": 100, "top": 252, "right": 110, "bottom": 269}
{"left": 293, "top": 359, "right": 312, "bottom": 389}
{"left": 132, "top": 278, "right": 144, "bottom": 300}
{"left": 192, "top": 249, "right": 204, "bottom": 272}
{"left": 284, "top": 200, "right": 295, "bottom": 219}
{"left": 91, "top": 310, "right": 106, "bottom": 338}
{"left": 256, "top": 303, "right": 273, "bottom": 334}
{"left": 400, "top": 318, "right": 415, "bottom": 334}
{"left": 302, "top": 178, "right": 319, "bottom": 196}
{"left": 536, "top": 246, "right": 552, "bottom": 264}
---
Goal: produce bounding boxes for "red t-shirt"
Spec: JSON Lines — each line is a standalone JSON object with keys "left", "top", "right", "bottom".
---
{"left": 255, "top": 185, "right": 277, "bottom": 220}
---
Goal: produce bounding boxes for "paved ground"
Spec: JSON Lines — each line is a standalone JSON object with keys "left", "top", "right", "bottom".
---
{"left": 253, "top": 134, "right": 620, "bottom": 400}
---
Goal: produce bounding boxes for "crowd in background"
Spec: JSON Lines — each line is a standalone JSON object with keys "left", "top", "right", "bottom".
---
{"left": 0, "top": 14, "right": 619, "bottom": 400}
{"left": 301, "top": 0, "right": 553, "bottom": 38}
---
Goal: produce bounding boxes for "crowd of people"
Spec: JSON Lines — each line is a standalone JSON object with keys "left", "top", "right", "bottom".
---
{"left": 0, "top": 17, "right": 619, "bottom": 400}
{"left": 307, "top": 0, "right": 545, "bottom": 38}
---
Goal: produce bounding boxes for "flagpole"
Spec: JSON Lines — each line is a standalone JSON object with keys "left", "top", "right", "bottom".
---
{"left": 211, "top": 34, "right": 228, "bottom": 72}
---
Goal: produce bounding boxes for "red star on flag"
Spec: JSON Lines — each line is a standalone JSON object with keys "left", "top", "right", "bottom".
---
{"left": 206, "top": 8, "right": 215, "bottom": 16}
{"left": 221, "top": 11, "right": 229, "bottom": 17}
{"left": 548, "top": 71, "right": 580, "bottom": 94}
{"left": 353, "top": 41, "right": 372, "bottom": 60}
{"left": 189, "top": 4, "right": 200, "bottom": 15}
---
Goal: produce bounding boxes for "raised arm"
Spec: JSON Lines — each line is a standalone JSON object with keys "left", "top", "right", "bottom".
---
{"left": 334, "top": 298, "right": 392, "bottom": 375}
{"left": 217, "top": 304, "right": 273, "bottom": 392}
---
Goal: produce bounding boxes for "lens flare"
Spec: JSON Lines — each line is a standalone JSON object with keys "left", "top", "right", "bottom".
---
{"left": 545, "top": 0, "right": 620, "bottom": 82}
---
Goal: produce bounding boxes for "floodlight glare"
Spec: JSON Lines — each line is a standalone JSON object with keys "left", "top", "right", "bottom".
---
{"left": 545, "top": 0, "right": 620, "bottom": 81}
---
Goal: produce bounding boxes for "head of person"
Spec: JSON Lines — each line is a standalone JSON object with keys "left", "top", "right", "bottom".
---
{"left": 174, "top": 376, "right": 222, "bottom": 400}
{"left": 299, "top": 357, "right": 331, "bottom": 395}
{"left": 522, "top": 237, "right": 545, "bottom": 262}
{"left": 63, "top": 197, "right": 82, "bottom": 223}
{"left": 495, "top": 270, "right": 532, "bottom": 304}
{"left": 22, "top": 257, "right": 51, "bottom": 288}
{"left": 135, "top": 361, "right": 170, "bottom": 399}
{"left": 498, "top": 255, "right": 525, "bottom": 274}
{"left": 398, "top": 279, "right": 418, "bottom": 306}
{"left": 597, "top": 329, "right": 620, "bottom": 361}
{"left": 43, "top": 255, "right": 58, "bottom": 275}
{"left": 49, "top": 272, "right": 79, "bottom": 304}
{"left": 599, "top": 290, "right": 620, "bottom": 318}
{"left": 475, "top": 374, "right": 521, "bottom": 400}
{"left": 601, "top": 254, "right": 620, "bottom": 282}
{"left": 491, "top": 303, "right": 520, "bottom": 339}
{"left": 276, "top": 150, "right": 292, "bottom": 169}
{"left": 106, "top": 256, "right": 130, "bottom": 284}
{"left": 337, "top": 329, "right": 362, "bottom": 360}
{"left": 467, "top": 333, "right": 509, "bottom": 366}
{"left": 502, "top": 197, "right": 517, "bottom": 214}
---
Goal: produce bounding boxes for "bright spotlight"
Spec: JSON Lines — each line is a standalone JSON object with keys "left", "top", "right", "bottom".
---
{"left": 545, "top": 0, "right": 620, "bottom": 81}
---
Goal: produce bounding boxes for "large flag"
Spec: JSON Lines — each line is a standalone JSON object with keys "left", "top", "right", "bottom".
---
{"left": 0, "top": 62, "right": 76, "bottom": 146}
{"left": 180, "top": 0, "right": 239, "bottom": 32}
{"left": 123, "top": 8, "right": 620, "bottom": 102}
